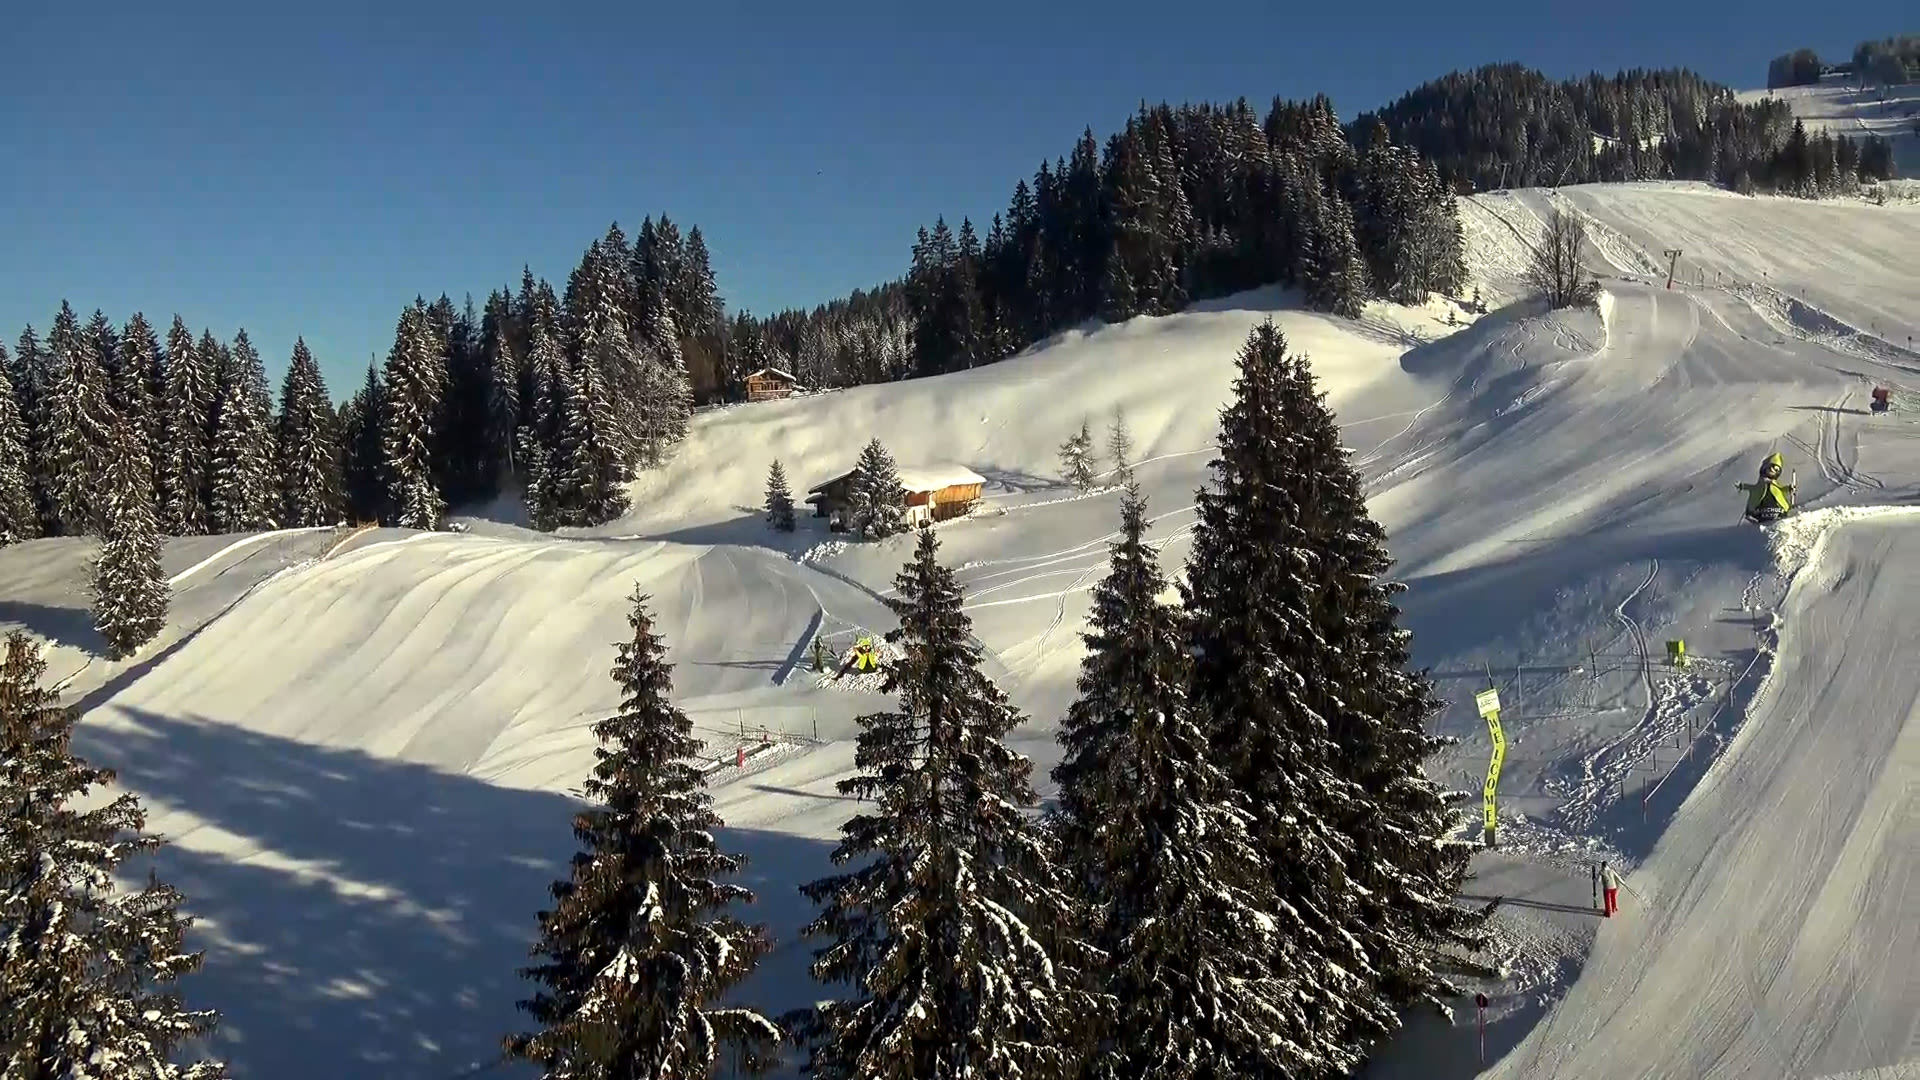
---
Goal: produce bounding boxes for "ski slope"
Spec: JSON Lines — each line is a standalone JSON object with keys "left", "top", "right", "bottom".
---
{"left": 6, "top": 179, "right": 1919, "bottom": 1077}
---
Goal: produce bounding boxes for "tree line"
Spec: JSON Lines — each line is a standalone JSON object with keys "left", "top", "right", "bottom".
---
{"left": 1768, "top": 34, "right": 1919, "bottom": 89}
{"left": 1, "top": 321, "right": 1492, "bottom": 1078}
{"left": 1357, "top": 63, "right": 1900, "bottom": 195}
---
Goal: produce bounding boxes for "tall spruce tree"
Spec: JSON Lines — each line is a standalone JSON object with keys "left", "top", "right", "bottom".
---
{"left": 12, "top": 327, "right": 55, "bottom": 533}
{"left": 157, "top": 317, "right": 214, "bottom": 535}
{"left": 381, "top": 304, "right": 449, "bottom": 530}
{"left": 1177, "top": 321, "right": 1380, "bottom": 1074}
{"left": 1052, "top": 485, "right": 1310, "bottom": 1078}
{"left": 765, "top": 459, "right": 796, "bottom": 532}
{"left": 114, "top": 314, "right": 163, "bottom": 507}
{"left": 0, "top": 631, "right": 226, "bottom": 1078}
{"left": 207, "top": 330, "right": 276, "bottom": 532}
{"left": 787, "top": 526, "right": 1087, "bottom": 1080}
{"left": 557, "top": 347, "right": 631, "bottom": 526}
{"left": 506, "top": 587, "right": 780, "bottom": 1078}
{"left": 91, "top": 416, "right": 169, "bottom": 658}
{"left": 44, "top": 301, "right": 118, "bottom": 536}
{"left": 0, "top": 352, "right": 38, "bottom": 545}
{"left": 518, "top": 322, "right": 568, "bottom": 532}
{"left": 275, "top": 339, "right": 343, "bottom": 527}
{"left": 1270, "top": 338, "right": 1491, "bottom": 1028}
{"left": 848, "top": 438, "right": 907, "bottom": 541}
{"left": 340, "top": 361, "right": 386, "bottom": 524}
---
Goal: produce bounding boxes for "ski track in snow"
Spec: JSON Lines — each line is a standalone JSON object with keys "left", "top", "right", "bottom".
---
{"left": 5, "top": 153, "right": 1919, "bottom": 1079}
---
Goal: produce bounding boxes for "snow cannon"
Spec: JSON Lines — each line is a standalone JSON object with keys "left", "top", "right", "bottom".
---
{"left": 1737, "top": 452, "right": 1795, "bottom": 525}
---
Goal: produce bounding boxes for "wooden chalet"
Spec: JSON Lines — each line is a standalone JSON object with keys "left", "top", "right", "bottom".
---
{"left": 806, "top": 463, "right": 987, "bottom": 530}
{"left": 744, "top": 367, "right": 802, "bottom": 402}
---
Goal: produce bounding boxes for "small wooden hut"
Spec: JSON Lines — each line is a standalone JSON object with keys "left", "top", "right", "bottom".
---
{"left": 806, "top": 463, "right": 987, "bottom": 530}
{"left": 744, "top": 367, "right": 801, "bottom": 402}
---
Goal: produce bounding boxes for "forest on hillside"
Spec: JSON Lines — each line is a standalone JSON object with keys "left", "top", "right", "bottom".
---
{"left": 1767, "top": 34, "right": 1920, "bottom": 88}
{"left": 1, "top": 58, "right": 1903, "bottom": 560}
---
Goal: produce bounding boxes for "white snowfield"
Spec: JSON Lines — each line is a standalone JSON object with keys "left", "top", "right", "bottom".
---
{"left": 5, "top": 169, "right": 1919, "bottom": 1076}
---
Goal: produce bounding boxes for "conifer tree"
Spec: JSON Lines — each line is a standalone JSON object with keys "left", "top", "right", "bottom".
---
{"left": 381, "top": 304, "right": 448, "bottom": 530}
{"left": 340, "top": 361, "right": 386, "bottom": 524}
{"left": 506, "top": 586, "right": 780, "bottom": 1078}
{"left": 1059, "top": 419, "right": 1097, "bottom": 490}
{"left": 114, "top": 314, "right": 163, "bottom": 505}
{"left": 1105, "top": 408, "right": 1134, "bottom": 487}
{"left": 848, "top": 438, "right": 907, "bottom": 541}
{"left": 788, "top": 527, "right": 1086, "bottom": 1080}
{"left": 1052, "top": 485, "right": 1309, "bottom": 1078}
{"left": 44, "top": 301, "right": 118, "bottom": 536}
{"left": 207, "top": 332, "right": 277, "bottom": 534}
{"left": 157, "top": 317, "right": 214, "bottom": 535}
{"left": 518, "top": 323, "right": 567, "bottom": 532}
{"left": 483, "top": 290, "right": 522, "bottom": 488}
{"left": 557, "top": 349, "right": 630, "bottom": 526}
{"left": 765, "top": 459, "right": 796, "bottom": 532}
{"left": 91, "top": 416, "right": 169, "bottom": 658}
{"left": 1270, "top": 337, "right": 1491, "bottom": 1028}
{"left": 0, "top": 352, "right": 38, "bottom": 545}
{"left": 12, "top": 327, "right": 55, "bottom": 532}
{"left": 275, "top": 338, "right": 343, "bottom": 527}
{"left": 1177, "top": 321, "right": 1379, "bottom": 1073}
{"left": 0, "top": 630, "right": 226, "bottom": 1078}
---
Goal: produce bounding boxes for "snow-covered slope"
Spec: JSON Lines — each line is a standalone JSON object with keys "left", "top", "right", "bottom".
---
{"left": 9, "top": 180, "right": 1920, "bottom": 1078}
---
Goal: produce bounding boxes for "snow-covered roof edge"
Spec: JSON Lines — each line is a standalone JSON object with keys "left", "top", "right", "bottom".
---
{"left": 896, "top": 465, "right": 988, "bottom": 492}
{"left": 746, "top": 367, "right": 800, "bottom": 383}
{"left": 806, "top": 463, "right": 987, "bottom": 495}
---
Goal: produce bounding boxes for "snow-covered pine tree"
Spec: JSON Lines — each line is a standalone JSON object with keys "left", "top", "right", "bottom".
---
{"left": 482, "top": 290, "right": 522, "bottom": 489}
{"left": 1272, "top": 339, "right": 1492, "bottom": 1030}
{"left": 565, "top": 232, "right": 645, "bottom": 479}
{"left": 518, "top": 323, "right": 568, "bottom": 532}
{"left": 91, "top": 415, "right": 169, "bottom": 658}
{"left": 1051, "top": 484, "right": 1312, "bottom": 1078}
{"left": 1104, "top": 407, "right": 1134, "bottom": 488}
{"left": 557, "top": 346, "right": 630, "bottom": 527}
{"left": 275, "top": 338, "right": 343, "bottom": 527}
{"left": 114, "top": 314, "right": 163, "bottom": 508}
{"left": 637, "top": 297, "right": 693, "bottom": 469}
{"left": 765, "top": 459, "right": 795, "bottom": 532}
{"left": 0, "top": 630, "right": 226, "bottom": 1078}
{"left": 12, "top": 326, "right": 56, "bottom": 533}
{"left": 1176, "top": 320, "right": 1380, "bottom": 1074}
{"left": 44, "top": 301, "right": 118, "bottom": 536}
{"left": 848, "top": 437, "right": 907, "bottom": 541}
{"left": 505, "top": 586, "right": 779, "bottom": 1078}
{"left": 381, "top": 304, "right": 449, "bottom": 530}
{"left": 0, "top": 352, "right": 38, "bottom": 545}
{"left": 207, "top": 331, "right": 277, "bottom": 533}
{"left": 787, "top": 526, "right": 1088, "bottom": 1080}
{"left": 1059, "top": 419, "right": 1097, "bottom": 490}
{"left": 1295, "top": 177, "right": 1369, "bottom": 319}
{"left": 157, "top": 316, "right": 214, "bottom": 535}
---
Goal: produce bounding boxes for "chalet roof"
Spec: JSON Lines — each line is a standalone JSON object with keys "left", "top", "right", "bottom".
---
{"left": 746, "top": 366, "right": 799, "bottom": 383}
{"left": 807, "top": 463, "right": 987, "bottom": 496}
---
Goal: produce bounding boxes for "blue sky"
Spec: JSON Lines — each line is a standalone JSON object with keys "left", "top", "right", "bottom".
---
{"left": 0, "top": 1, "right": 1891, "bottom": 394}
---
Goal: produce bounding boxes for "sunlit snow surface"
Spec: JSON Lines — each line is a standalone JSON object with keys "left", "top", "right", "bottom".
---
{"left": 5, "top": 169, "right": 1919, "bottom": 1078}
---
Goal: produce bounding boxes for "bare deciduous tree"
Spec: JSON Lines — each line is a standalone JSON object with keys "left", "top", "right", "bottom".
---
{"left": 1527, "top": 208, "right": 1597, "bottom": 309}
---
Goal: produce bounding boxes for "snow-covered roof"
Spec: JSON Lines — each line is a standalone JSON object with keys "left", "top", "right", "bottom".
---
{"left": 746, "top": 367, "right": 799, "bottom": 383}
{"left": 896, "top": 465, "right": 987, "bottom": 493}
{"left": 806, "top": 463, "right": 987, "bottom": 495}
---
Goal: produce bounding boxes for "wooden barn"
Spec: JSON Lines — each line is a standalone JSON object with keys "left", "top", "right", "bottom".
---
{"left": 806, "top": 464, "right": 987, "bottom": 530}
{"left": 744, "top": 367, "right": 802, "bottom": 402}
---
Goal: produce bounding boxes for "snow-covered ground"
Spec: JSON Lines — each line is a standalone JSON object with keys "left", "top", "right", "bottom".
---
{"left": 7, "top": 179, "right": 1920, "bottom": 1078}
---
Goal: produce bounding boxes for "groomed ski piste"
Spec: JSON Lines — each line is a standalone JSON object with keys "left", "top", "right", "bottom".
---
{"left": 4, "top": 103, "right": 1918, "bottom": 1080}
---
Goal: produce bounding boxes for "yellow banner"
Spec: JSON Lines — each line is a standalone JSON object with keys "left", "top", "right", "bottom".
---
{"left": 1483, "top": 709, "right": 1506, "bottom": 839}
